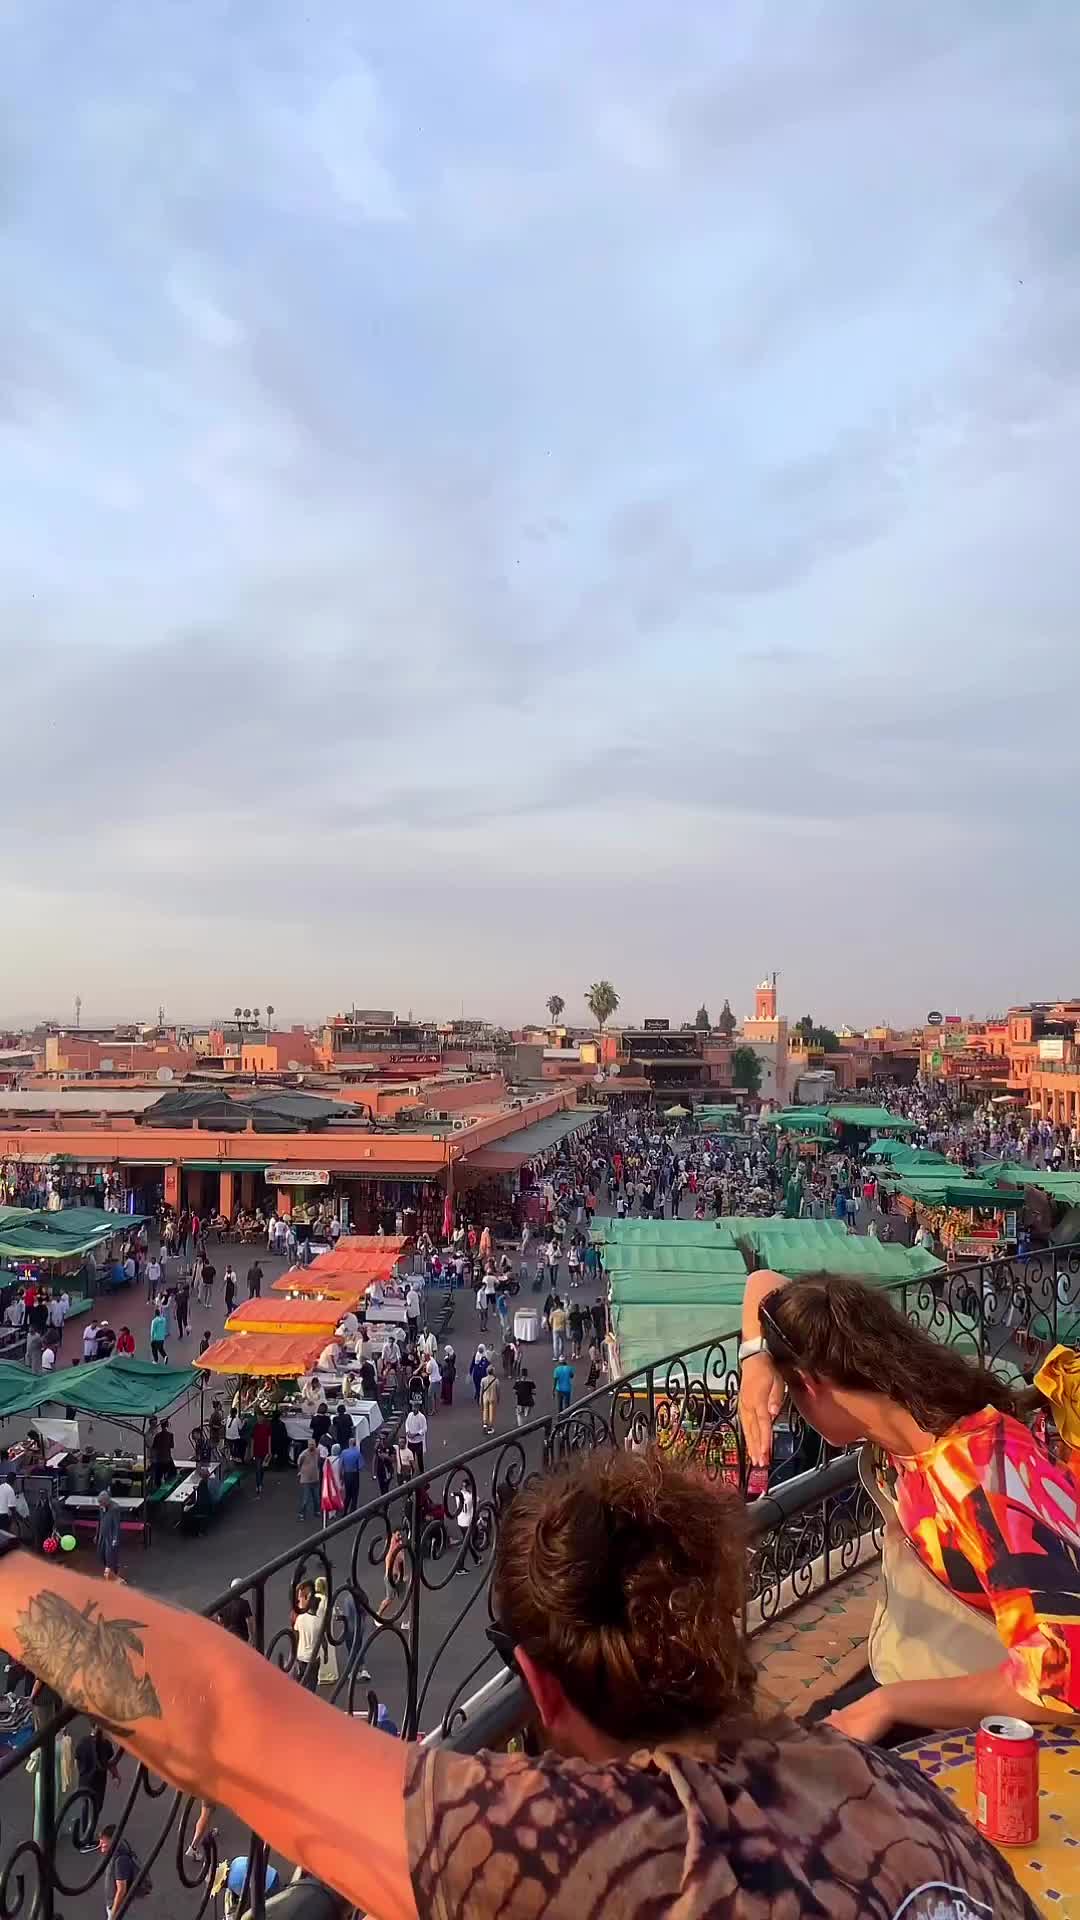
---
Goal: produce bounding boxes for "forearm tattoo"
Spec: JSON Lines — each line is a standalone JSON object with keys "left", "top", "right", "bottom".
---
{"left": 16, "top": 1592, "right": 162, "bottom": 1732}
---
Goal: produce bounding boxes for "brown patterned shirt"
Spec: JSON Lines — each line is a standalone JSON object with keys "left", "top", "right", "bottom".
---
{"left": 405, "top": 1722, "right": 1039, "bottom": 1919}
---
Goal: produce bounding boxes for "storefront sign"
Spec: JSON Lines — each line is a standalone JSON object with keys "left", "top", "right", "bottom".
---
{"left": 643, "top": 1018, "right": 670, "bottom": 1032}
{"left": 1039, "top": 1037, "right": 1066, "bottom": 1061}
{"left": 926, "top": 1011, "right": 943, "bottom": 1026}
{"left": 264, "top": 1167, "right": 330, "bottom": 1187}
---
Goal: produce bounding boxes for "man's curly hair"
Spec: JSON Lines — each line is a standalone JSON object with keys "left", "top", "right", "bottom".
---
{"left": 493, "top": 1448, "right": 754, "bottom": 1743}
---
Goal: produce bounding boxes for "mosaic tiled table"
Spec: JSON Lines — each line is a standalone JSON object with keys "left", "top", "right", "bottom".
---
{"left": 896, "top": 1725, "right": 1080, "bottom": 1911}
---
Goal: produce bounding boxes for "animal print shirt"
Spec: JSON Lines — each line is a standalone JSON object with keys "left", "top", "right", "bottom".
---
{"left": 405, "top": 1722, "right": 1038, "bottom": 1920}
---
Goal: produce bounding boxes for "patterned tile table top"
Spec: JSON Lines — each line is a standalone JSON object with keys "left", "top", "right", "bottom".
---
{"left": 896, "top": 1724, "right": 1080, "bottom": 1913}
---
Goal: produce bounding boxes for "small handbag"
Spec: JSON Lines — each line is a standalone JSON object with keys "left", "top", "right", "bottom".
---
{"left": 858, "top": 1445, "right": 1002, "bottom": 1685}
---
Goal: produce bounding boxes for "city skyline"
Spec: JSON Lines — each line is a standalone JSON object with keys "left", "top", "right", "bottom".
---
{"left": 0, "top": 987, "right": 1055, "bottom": 1035}
{"left": 3, "top": 2, "right": 1079, "bottom": 1017}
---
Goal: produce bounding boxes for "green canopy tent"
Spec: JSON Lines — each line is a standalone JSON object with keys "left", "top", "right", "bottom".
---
{"left": 45, "top": 1355, "right": 194, "bottom": 1421}
{"left": 825, "top": 1106, "right": 918, "bottom": 1134}
{"left": 49, "top": 1207, "right": 148, "bottom": 1235}
{"left": 763, "top": 1108, "right": 834, "bottom": 1134}
{"left": 593, "top": 1220, "right": 730, "bottom": 1247}
{"left": 0, "top": 1356, "right": 199, "bottom": 1542}
{"left": 979, "top": 1165, "right": 1080, "bottom": 1206}
{"left": 0, "top": 1206, "right": 138, "bottom": 1264}
{"left": 602, "top": 1246, "right": 748, "bottom": 1279}
{"left": 876, "top": 1173, "right": 1023, "bottom": 1210}
{"left": 601, "top": 1217, "right": 945, "bottom": 1382}
{"left": 864, "top": 1146, "right": 955, "bottom": 1175}
{"left": 0, "top": 1361, "right": 63, "bottom": 1421}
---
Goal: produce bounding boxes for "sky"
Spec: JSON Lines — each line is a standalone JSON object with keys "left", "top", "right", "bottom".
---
{"left": 3, "top": 0, "right": 1079, "bottom": 1033}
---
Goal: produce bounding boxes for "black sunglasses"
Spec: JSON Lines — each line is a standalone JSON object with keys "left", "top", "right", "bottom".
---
{"left": 758, "top": 1297, "right": 800, "bottom": 1368}
{"left": 485, "top": 1624, "right": 520, "bottom": 1675}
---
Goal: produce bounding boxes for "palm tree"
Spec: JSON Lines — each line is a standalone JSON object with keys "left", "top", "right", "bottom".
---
{"left": 732, "top": 1045, "right": 763, "bottom": 1096}
{"left": 585, "top": 980, "right": 619, "bottom": 1063}
{"left": 546, "top": 994, "right": 565, "bottom": 1027}
{"left": 265, "top": 1003, "right": 275, "bottom": 1040}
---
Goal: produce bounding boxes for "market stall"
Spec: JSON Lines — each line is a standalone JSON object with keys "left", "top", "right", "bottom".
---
{"left": 0, "top": 1355, "right": 197, "bottom": 1545}
{"left": 225, "top": 1296, "right": 354, "bottom": 1339}
{"left": 876, "top": 1170, "right": 1023, "bottom": 1261}
{"left": 193, "top": 1332, "right": 383, "bottom": 1457}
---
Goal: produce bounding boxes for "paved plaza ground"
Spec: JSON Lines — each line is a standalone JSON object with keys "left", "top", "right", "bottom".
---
{"left": 0, "top": 1187, "right": 890, "bottom": 1907}
{"left": 0, "top": 1227, "right": 613, "bottom": 1909}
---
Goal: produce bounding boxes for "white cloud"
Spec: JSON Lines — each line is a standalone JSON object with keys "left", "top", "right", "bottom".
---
{"left": 0, "top": 1, "right": 1077, "bottom": 1025}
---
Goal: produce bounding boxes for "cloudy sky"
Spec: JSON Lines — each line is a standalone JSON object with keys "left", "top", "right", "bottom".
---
{"left": 3, "top": 1, "right": 1078, "bottom": 1031}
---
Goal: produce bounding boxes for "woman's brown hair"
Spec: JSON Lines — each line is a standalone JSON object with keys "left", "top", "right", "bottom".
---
{"left": 493, "top": 1448, "right": 754, "bottom": 1743}
{"left": 765, "top": 1274, "right": 1019, "bottom": 1433}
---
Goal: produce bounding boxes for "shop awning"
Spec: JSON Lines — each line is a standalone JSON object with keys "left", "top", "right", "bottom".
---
{"left": 195, "top": 1333, "right": 325, "bottom": 1378}
{"left": 826, "top": 1106, "right": 917, "bottom": 1132}
{"left": 464, "top": 1109, "right": 599, "bottom": 1172}
{"left": 184, "top": 1161, "right": 271, "bottom": 1173}
{"left": 226, "top": 1296, "right": 348, "bottom": 1337}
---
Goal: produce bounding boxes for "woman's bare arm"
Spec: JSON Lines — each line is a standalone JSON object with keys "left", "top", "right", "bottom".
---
{"left": 0, "top": 1553, "right": 416, "bottom": 1920}
{"left": 738, "top": 1268, "right": 788, "bottom": 1468}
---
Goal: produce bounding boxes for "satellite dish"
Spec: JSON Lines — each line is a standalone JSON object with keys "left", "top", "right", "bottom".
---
{"left": 288, "top": 1059, "right": 302, "bottom": 1072}
{"left": 156, "top": 1066, "right": 175, "bottom": 1082}
{"left": 608, "top": 1063, "right": 621, "bottom": 1076}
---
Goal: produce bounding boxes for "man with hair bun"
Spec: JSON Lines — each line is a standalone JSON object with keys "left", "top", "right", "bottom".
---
{"left": 0, "top": 1451, "right": 1038, "bottom": 1920}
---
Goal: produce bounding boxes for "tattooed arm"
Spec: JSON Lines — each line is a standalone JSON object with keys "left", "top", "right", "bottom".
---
{"left": 0, "top": 1554, "right": 416, "bottom": 1920}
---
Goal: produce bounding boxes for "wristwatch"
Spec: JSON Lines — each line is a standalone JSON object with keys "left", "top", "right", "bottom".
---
{"left": 738, "top": 1337, "right": 768, "bottom": 1362}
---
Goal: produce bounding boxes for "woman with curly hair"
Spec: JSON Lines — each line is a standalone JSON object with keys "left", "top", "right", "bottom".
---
{"left": 740, "top": 1267, "right": 1080, "bottom": 1745}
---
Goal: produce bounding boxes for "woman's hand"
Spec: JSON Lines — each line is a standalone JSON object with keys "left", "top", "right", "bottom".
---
{"left": 738, "top": 1352, "right": 785, "bottom": 1468}
{"left": 827, "top": 1687, "right": 895, "bottom": 1745}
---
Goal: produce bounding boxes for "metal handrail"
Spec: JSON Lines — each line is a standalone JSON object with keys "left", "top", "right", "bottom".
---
{"left": 2, "top": 1238, "right": 1077, "bottom": 1920}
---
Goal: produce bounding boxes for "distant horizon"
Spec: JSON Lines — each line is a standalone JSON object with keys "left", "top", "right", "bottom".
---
{"left": 0, "top": 994, "right": 1041, "bottom": 1036}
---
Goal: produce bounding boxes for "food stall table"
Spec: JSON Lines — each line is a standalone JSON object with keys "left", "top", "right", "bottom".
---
{"left": 895, "top": 1724, "right": 1080, "bottom": 1906}
{"left": 362, "top": 1298, "right": 408, "bottom": 1327}
{"left": 64, "top": 1493, "right": 143, "bottom": 1513}
{"left": 165, "top": 1468, "right": 202, "bottom": 1506}
{"left": 283, "top": 1400, "right": 383, "bottom": 1447}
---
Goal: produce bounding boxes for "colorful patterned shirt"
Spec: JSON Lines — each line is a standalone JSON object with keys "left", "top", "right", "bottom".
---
{"left": 895, "top": 1405, "right": 1080, "bottom": 1712}
{"left": 405, "top": 1723, "right": 1038, "bottom": 1919}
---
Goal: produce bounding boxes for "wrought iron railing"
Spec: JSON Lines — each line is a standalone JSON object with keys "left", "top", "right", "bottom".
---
{"left": 3, "top": 1240, "right": 1079, "bottom": 1920}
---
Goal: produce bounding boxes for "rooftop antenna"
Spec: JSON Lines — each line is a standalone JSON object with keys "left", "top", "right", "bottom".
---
{"left": 74, "top": 994, "right": 82, "bottom": 1030}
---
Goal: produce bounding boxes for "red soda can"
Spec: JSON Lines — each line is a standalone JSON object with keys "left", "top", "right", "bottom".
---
{"left": 975, "top": 1716, "right": 1039, "bottom": 1846}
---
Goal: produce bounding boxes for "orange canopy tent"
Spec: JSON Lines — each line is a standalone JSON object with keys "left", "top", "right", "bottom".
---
{"left": 225, "top": 1297, "right": 347, "bottom": 1338}
{"left": 269, "top": 1273, "right": 367, "bottom": 1304}
{"left": 194, "top": 1332, "right": 324, "bottom": 1378}
{"left": 337, "top": 1234, "right": 407, "bottom": 1253}
{"left": 306, "top": 1248, "right": 400, "bottom": 1280}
